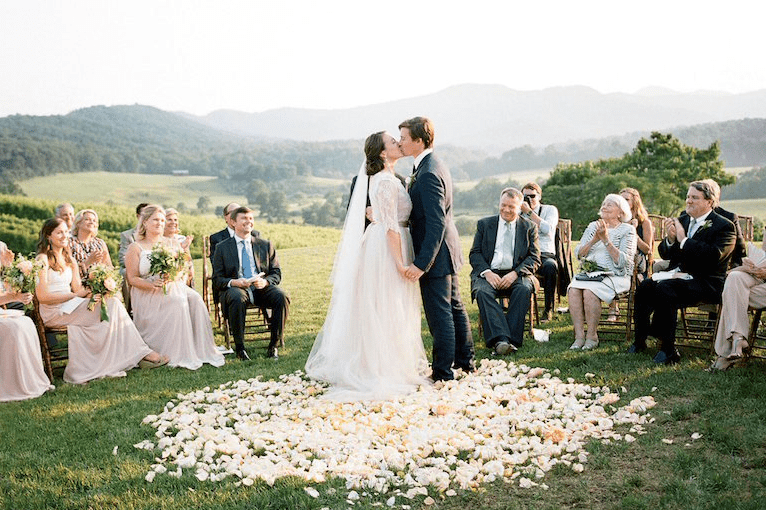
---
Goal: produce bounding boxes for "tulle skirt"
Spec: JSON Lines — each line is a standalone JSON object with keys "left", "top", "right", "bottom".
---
{"left": 306, "top": 223, "right": 428, "bottom": 401}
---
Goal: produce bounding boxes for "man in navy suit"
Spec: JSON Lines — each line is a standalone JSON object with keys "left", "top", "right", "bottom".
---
{"left": 629, "top": 180, "right": 736, "bottom": 364}
{"left": 470, "top": 188, "right": 541, "bottom": 354}
{"left": 212, "top": 207, "right": 289, "bottom": 360}
{"left": 400, "top": 116, "right": 475, "bottom": 381}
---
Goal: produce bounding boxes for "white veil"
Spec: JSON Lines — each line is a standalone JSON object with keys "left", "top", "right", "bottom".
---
{"left": 329, "top": 162, "right": 367, "bottom": 288}
{"left": 305, "top": 162, "right": 367, "bottom": 378}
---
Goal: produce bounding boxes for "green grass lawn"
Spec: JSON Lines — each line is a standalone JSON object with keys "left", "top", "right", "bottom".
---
{"left": 2, "top": 240, "right": 766, "bottom": 510}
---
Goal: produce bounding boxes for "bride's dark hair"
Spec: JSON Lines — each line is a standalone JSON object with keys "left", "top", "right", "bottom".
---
{"left": 364, "top": 131, "right": 386, "bottom": 176}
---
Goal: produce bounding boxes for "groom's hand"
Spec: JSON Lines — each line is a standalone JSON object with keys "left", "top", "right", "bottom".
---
{"left": 404, "top": 265, "right": 424, "bottom": 281}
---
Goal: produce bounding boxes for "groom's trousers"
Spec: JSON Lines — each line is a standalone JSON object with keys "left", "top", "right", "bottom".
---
{"left": 420, "top": 273, "right": 474, "bottom": 381}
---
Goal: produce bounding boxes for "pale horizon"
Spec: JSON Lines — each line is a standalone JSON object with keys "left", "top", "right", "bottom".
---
{"left": 2, "top": 0, "right": 764, "bottom": 118}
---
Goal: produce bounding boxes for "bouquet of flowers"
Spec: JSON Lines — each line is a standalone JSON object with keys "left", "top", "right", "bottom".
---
{"left": 579, "top": 258, "right": 606, "bottom": 274}
{"left": 85, "top": 263, "right": 122, "bottom": 321}
{"left": 1, "top": 254, "right": 45, "bottom": 311}
{"left": 148, "top": 243, "right": 186, "bottom": 294}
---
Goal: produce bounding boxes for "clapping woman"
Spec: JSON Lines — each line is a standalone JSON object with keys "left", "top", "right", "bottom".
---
{"left": 567, "top": 194, "right": 637, "bottom": 350}
{"left": 163, "top": 208, "right": 195, "bottom": 287}
{"left": 70, "top": 209, "right": 113, "bottom": 280}
{"left": 0, "top": 241, "right": 55, "bottom": 402}
{"left": 126, "top": 205, "right": 224, "bottom": 370}
{"left": 35, "top": 219, "right": 167, "bottom": 384}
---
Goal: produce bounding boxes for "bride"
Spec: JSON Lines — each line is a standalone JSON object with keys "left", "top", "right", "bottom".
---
{"left": 305, "top": 131, "right": 428, "bottom": 400}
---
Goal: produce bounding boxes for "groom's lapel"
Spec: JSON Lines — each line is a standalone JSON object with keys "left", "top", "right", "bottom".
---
{"left": 513, "top": 220, "right": 526, "bottom": 264}
{"left": 251, "top": 239, "right": 262, "bottom": 273}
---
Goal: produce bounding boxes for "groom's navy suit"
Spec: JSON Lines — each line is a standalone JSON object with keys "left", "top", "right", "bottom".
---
{"left": 633, "top": 210, "right": 736, "bottom": 354}
{"left": 212, "top": 235, "right": 289, "bottom": 353}
{"left": 409, "top": 152, "right": 474, "bottom": 381}
{"left": 469, "top": 215, "right": 540, "bottom": 348}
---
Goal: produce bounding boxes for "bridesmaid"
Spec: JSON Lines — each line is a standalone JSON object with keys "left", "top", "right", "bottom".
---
{"left": 126, "top": 205, "right": 224, "bottom": 370}
{"left": 0, "top": 241, "right": 55, "bottom": 402}
{"left": 35, "top": 218, "right": 167, "bottom": 384}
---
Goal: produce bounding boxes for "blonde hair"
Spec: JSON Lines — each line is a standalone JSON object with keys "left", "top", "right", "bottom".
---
{"left": 72, "top": 209, "right": 99, "bottom": 236}
{"left": 136, "top": 204, "right": 165, "bottom": 240}
{"left": 619, "top": 187, "right": 648, "bottom": 224}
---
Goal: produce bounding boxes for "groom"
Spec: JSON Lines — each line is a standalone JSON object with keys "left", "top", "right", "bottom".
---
{"left": 400, "top": 116, "right": 475, "bottom": 381}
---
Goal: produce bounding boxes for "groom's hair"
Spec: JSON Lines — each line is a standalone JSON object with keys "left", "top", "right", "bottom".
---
{"left": 398, "top": 117, "right": 434, "bottom": 149}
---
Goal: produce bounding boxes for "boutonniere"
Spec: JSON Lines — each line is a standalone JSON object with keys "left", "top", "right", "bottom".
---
{"left": 698, "top": 220, "right": 712, "bottom": 231}
{"left": 407, "top": 173, "right": 417, "bottom": 190}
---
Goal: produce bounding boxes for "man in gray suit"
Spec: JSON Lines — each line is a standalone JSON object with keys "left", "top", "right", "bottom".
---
{"left": 470, "top": 188, "right": 541, "bottom": 354}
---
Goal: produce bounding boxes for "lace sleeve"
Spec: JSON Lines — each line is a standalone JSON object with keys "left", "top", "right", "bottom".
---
{"left": 374, "top": 179, "right": 400, "bottom": 233}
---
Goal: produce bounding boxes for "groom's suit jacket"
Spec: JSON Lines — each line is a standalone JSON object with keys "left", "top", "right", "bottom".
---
{"left": 408, "top": 152, "right": 462, "bottom": 277}
{"left": 212, "top": 235, "right": 281, "bottom": 292}
{"left": 469, "top": 215, "right": 541, "bottom": 296}
{"left": 658, "top": 210, "right": 736, "bottom": 296}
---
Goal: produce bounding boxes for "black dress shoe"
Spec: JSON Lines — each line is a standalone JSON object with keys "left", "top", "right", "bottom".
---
{"left": 236, "top": 349, "right": 251, "bottom": 361}
{"left": 455, "top": 362, "right": 476, "bottom": 373}
{"left": 267, "top": 347, "right": 279, "bottom": 359}
{"left": 653, "top": 350, "right": 680, "bottom": 365}
{"left": 626, "top": 343, "right": 647, "bottom": 354}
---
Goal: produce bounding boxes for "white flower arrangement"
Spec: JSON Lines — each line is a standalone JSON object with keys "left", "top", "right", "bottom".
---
{"left": 137, "top": 360, "right": 656, "bottom": 500}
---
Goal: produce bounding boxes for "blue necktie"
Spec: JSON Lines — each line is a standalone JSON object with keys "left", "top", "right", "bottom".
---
{"left": 241, "top": 241, "right": 253, "bottom": 278}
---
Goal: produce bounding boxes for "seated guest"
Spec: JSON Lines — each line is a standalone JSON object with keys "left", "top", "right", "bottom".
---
{"left": 209, "top": 202, "right": 242, "bottom": 264}
{"left": 629, "top": 180, "right": 737, "bottom": 364}
{"left": 700, "top": 178, "right": 747, "bottom": 268}
{"left": 54, "top": 203, "right": 75, "bottom": 230}
{"left": 568, "top": 194, "right": 637, "bottom": 350}
{"left": 607, "top": 188, "right": 654, "bottom": 322}
{"left": 118, "top": 203, "right": 148, "bottom": 312}
{"left": 213, "top": 206, "right": 290, "bottom": 360}
{"left": 164, "top": 208, "right": 194, "bottom": 287}
{"left": 70, "top": 209, "right": 113, "bottom": 281}
{"left": 126, "top": 205, "right": 224, "bottom": 370}
{"left": 209, "top": 202, "right": 241, "bottom": 310}
{"left": 711, "top": 230, "right": 766, "bottom": 370}
{"left": 470, "top": 188, "right": 540, "bottom": 355}
{"left": 520, "top": 182, "right": 559, "bottom": 321}
{"left": 620, "top": 188, "right": 654, "bottom": 281}
{"left": 35, "top": 218, "right": 167, "bottom": 384}
{"left": 0, "top": 241, "right": 55, "bottom": 402}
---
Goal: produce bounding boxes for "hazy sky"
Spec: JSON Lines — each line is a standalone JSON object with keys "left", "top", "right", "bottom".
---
{"left": 1, "top": 0, "right": 763, "bottom": 117}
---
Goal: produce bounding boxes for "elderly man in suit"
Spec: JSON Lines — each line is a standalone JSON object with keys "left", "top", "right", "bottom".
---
{"left": 629, "top": 180, "right": 737, "bottom": 364}
{"left": 470, "top": 187, "right": 541, "bottom": 355}
{"left": 212, "top": 206, "right": 289, "bottom": 360}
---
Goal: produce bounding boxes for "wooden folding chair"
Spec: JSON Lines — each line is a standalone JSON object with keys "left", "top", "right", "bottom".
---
{"left": 738, "top": 215, "right": 754, "bottom": 243}
{"left": 675, "top": 303, "right": 720, "bottom": 353}
{"left": 223, "top": 303, "right": 275, "bottom": 349}
{"left": 746, "top": 306, "right": 766, "bottom": 360}
{"left": 597, "top": 266, "right": 638, "bottom": 344}
{"left": 477, "top": 280, "right": 540, "bottom": 341}
{"left": 202, "top": 235, "right": 222, "bottom": 328}
{"left": 29, "top": 295, "right": 68, "bottom": 382}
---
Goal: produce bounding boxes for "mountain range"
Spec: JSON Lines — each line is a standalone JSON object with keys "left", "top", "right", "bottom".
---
{"left": 183, "top": 84, "right": 766, "bottom": 153}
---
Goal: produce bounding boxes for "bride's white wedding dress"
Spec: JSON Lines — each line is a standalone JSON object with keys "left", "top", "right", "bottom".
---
{"left": 305, "top": 168, "right": 428, "bottom": 400}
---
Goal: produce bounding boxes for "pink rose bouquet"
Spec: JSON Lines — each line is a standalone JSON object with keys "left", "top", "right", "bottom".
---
{"left": 86, "top": 263, "right": 122, "bottom": 321}
{"left": 1, "top": 254, "right": 44, "bottom": 311}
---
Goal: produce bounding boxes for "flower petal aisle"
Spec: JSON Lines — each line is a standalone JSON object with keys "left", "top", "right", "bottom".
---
{"left": 137, "top": 359, "right": 656, "bottom": 497}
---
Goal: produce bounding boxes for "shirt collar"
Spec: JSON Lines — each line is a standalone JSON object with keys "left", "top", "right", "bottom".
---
{"left": 413, "top": 148, "right": 433, "bottom": 171}
{"left": 499, "top": 216, "right": 517, "bottom": 228}
{"left": 690, "top": 210, "right": 712, "bottom": 224}
{"left": 227, "top": 226, "right": 235, "bottom": 237}
{"left": 234, "top": 233, "right": 252, "bottom": 244}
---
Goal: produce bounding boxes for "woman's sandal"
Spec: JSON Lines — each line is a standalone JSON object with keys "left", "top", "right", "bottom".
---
{"left": 582, "top": 339, "right": 599, "bottom": 350}
{"left": 139, "top": 356, "right": 169, "bottom": 369}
